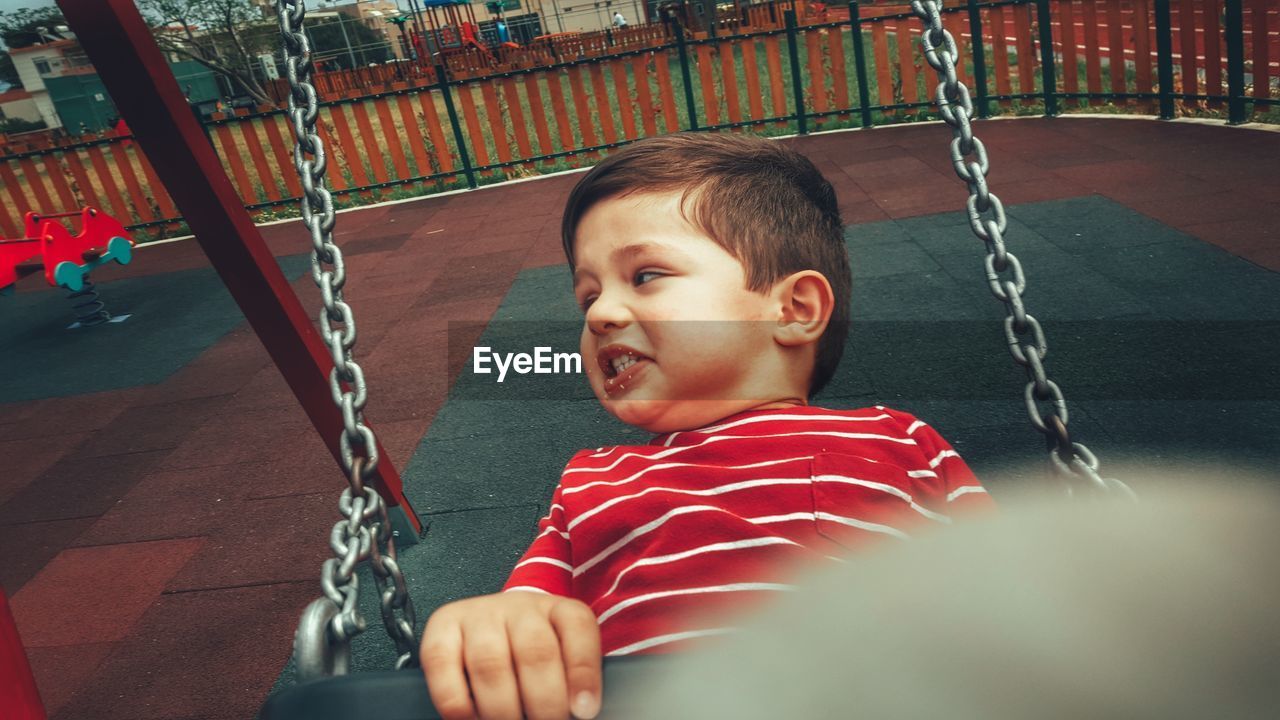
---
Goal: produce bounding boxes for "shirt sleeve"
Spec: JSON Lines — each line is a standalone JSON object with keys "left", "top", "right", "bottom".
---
{"left": 502, "top": 482, "right": 573, "bottom": 596}
{"left": 887, "top": 408, "right": 997, "bottom": 515}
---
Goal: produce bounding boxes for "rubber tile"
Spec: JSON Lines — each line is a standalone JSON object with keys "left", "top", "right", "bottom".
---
{"left": 839, "top": 198, "right": 893, "bottom": 225}
{"left": 0, "top": 516, "right": 96, "bottom": 594}
{"left": 157, "top": 419, "right": 321, "bottom": 472}
{"left": 25, "top": 641, "right": 115, "bottom": 718}
{"left": 416, "top": 251, "right": 525, "bottom": 307}
{"left": 0, "top": 390, "right": 134, "bottom": 442}
{"left": 9, "top": 537, "right": 205, "bottom": 647}
{"left": 242, "top": 452, "right": 338, "bottom": 501}
{"left": 522, "top": 237, "right": 571, "bottom": 270}
{"left": 68, "top": 395, "right": 228, "bottom": 460}
{"left": 0, "top": 449, "right": 168, "bottom": 526}
{"left": 0, "top": 432, "right": 91, "bottom": 506}
{"left": 71, "top": 462, "right": 271, "bottom": 547}
{"left": 163, "top": 491, "right": 335, "bottom": 592}
{"left": 51, "top": 581, "right": 316, "bottom": 720}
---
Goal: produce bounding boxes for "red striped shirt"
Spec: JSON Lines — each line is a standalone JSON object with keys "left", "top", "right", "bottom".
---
{"left": 502, "top": 405, "right": 994, "bottom": 656}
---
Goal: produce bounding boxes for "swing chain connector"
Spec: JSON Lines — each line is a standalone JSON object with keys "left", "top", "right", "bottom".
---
{"left": 909, "top": 0, "right": 1135, "bottom": 501}
{"left": 276, "top": 0, "right": 418, "bottom": 680}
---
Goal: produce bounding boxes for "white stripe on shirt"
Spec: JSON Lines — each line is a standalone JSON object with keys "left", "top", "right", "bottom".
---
{"left": 564, "top": 431, "right": 916, "bottom": 478}
{"left": 606, "top": 627, "right": 738, "bottom": 656}
{"left": 568, "top": 477, "right": 812, "bottom": 531}
{"left": 815, "top": 512, "right": 911, "bottom": 540}
{"left": 813, "top": 474, "right": 952, "bottom": 524}
{"left": 514, "top": 556, "right": 572, "bottom": 572}
{"left": 599, "top": 537, "right": 802, "bottom": 600}
{"left": 597, "top": 582, "right": 797, "bottom": 624}
{"left": 928, "top": 449, "right": 960, "bottom": 469}
{"left": 563, "top": 456, "right": 810, "bottom": 496}
{"left": 947, "top": 485, "right": 988, "bottom": 502}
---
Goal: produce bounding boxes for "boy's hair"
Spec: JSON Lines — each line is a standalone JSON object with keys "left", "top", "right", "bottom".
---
{"left": 561, "top": 132, "right": 851, "bottom": 396}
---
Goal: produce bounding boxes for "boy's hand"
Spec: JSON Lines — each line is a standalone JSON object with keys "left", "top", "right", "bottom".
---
{"left": 421, "top": 592, "right": 602, "bottom": 720}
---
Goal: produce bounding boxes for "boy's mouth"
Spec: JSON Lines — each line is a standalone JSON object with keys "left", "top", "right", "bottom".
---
{"left": 597, "top": 345, "right": 651, "bottom": 393}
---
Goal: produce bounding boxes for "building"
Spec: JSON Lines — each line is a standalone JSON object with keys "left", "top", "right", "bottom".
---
{"left": 6, "top": 38, "right": 83, "bottom": 130}
{"left": 0, "top": 88, "right": 42, "bottom": 126}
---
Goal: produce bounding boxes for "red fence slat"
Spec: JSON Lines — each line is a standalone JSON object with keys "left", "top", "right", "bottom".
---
{"left": 261, "top": 114, "right": 303, "bottom": 199}
{"left": 374, "top": 96, "right": 411, "bottom": 183}
{"left": 610, "top": 62, "right": 637, "bottom": 140}
{"left": 239, "top": 116, "right": 280, "bottom": 203}
{"left": 41, "top": 154, "right": 78, "bottom": 210}
{"left": 1249, "top": 0, "right": 1271, "bottom": 99}
{"left": 742, "top": 38, "right": 766, "bottom": 122}
{"left": 213, "top": 124, "right": 257, "bottom": 204}
{"left": 105, "top": 143, "right": 152, "bottom": 222}
{"left": 631, "top": 55, "right": 658, "bottom": 137}
{"left": 351, "top": 100, "right": 388, "bottom": 185}
{"left": 721, "top": 41, "right": 744, "bottom": 127}
{"left": 697, "top": 43, "right": 720, "bottom": 127}
{"left": 16, "top": 157, "right": 54, "bottom": 214}
{"left": 524, "top": 72, "right": 557, "bottom": 157}
{"left": 588, "top": 63, "right": 618, "bottom": 145}
{"left": 654, "top": 51, "right": 680, "bottom": 133}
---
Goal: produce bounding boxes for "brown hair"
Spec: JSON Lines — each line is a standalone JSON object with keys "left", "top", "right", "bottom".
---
{"left": 561, "top": 132, "right": 851, "bottom": 396}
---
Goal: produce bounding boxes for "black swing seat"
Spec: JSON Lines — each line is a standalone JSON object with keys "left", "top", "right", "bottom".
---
{"left": 260, "top": 656, "right": 661, "bottom": 720}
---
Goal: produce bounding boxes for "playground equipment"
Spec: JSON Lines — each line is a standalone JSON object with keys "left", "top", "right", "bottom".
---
{"left": 0, "top": 207, "right": 135, "bottom": 327}
{"left": 52, "top": 0, "right": 1151, "bottom": 715}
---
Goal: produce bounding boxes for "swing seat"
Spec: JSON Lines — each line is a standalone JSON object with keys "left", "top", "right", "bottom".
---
{"left": 260, "top": 657, "right": 656, "bottom": 720}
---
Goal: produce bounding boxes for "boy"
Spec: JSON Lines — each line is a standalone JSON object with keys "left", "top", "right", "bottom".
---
{"left": 420, "top": 133, "right": 994, "bottom": 720}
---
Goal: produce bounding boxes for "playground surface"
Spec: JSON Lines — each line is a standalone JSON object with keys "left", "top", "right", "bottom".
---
{"left": 2, "top": 116, "right": 1279, "bottom": 719}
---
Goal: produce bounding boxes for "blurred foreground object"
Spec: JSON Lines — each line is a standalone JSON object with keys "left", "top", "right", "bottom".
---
{"left": 618, "top": 474, "right": 1280, "bottom": 719}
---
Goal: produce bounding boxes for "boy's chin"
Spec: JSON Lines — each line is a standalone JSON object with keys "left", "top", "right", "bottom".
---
{"left": 601, "top": 397, "right": 748, "bottom": 434}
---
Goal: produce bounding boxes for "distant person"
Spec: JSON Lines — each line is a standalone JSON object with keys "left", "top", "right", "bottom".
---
{"left": 496, "top": 19, "right": 510, "bottom": 44}
{"left": 612, "top": 10, "right": 628, "bottom": 28}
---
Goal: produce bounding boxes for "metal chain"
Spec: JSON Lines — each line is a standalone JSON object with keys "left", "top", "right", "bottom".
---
{"left": 275, "top": 0, "right": 417, "bottom": 680}
{"left": 909, "top": 0, "right": 1134, "bottom": 500}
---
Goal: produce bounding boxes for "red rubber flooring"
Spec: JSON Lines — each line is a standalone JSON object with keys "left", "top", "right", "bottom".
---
{"left": 1, "top": 117, "right": 1277, "bottom": 719}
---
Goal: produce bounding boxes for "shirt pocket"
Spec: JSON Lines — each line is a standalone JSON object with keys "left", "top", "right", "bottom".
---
{"left": 809, "top": 452, "right": 950, "bottom": 551}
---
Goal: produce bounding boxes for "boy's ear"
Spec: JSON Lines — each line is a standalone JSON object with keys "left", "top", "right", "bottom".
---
{"left": 772, "top": 271, "right": 834, "bottom": 348}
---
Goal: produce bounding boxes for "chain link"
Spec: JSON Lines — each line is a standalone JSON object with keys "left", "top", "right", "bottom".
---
{"left": 275, "top": 0, "right": 417, "bottom": 679}
{"left": 909, "top": 1, "right": 1134, "bottom": 499}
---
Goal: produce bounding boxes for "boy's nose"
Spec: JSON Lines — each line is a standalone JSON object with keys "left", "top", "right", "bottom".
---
{"left": 586, "top": 292, "right": 632, "bottom": 336}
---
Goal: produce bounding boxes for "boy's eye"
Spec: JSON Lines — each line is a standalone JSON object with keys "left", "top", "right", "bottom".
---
{"left": 579, "top": 295, "right": 597, "bottom": 312}
{"left": 634, "top": 270, "right": 663, "bottom": 286}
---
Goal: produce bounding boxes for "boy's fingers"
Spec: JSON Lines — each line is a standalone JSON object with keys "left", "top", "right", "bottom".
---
{"left": 549, "top": 601, "right": 603, "bottom": 720}
{"left": 461, "top": 617, "right": 523, "bottom": 720}
{"left": 507, "top": 614, "right": 570, "bottom": 720}
{"left": 421, "top": 618, "right": 477, "bottom": 720}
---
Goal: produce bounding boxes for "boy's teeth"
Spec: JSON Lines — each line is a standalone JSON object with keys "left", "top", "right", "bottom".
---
{"left": 611, "top": 355, "right": 637, "bottom": 374}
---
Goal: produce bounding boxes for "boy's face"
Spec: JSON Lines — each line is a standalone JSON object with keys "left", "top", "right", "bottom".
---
{"left": 572, "top": 191, "right": 789, "bottom": 433}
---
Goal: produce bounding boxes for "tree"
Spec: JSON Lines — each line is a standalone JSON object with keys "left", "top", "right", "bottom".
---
{"left": 137, "top": 0, "right": 280, "bottom": 106}
{"left": 0, "top": 6, "right": 70, "bottom": 49}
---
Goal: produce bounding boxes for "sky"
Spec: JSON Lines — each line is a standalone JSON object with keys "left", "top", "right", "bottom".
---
{"left": 0, "top": 0, "right": 58, "bottom": 19}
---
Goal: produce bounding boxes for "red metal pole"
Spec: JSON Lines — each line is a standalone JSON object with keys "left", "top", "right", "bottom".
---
{"left": 0, "top": 587, "right": 46, "bottom": 720}
{"left": 55, "top": 0, "right": 421, "bottom": 534}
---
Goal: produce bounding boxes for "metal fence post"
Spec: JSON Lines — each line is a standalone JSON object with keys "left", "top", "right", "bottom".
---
{"left": 434, "top": 64, "right": 477, "bottom": 189}
{"left": 1154, "top": 0, "right": 1175, "bottom": 119}
{"left": 849, "top": 1, "right": 873, "bottom": 128}
{"left": 674, "top": 23, "right": 700, "bottom": 130}
{"left": 785, "top": 9, "right": 807, "bottom": 134}
{"left": 1223, "top": 0, "right": 1247, "bottom": 124}
{"left": 1034, "top": 0, "right": 1059, "bottom": 117}
{"left": 966, "top": 0, "right": 990, "bottom": 119}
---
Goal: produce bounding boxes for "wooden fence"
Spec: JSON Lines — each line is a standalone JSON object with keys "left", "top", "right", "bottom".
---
{"left": 1, "top": 0, "right": 1277, "bottom": 241}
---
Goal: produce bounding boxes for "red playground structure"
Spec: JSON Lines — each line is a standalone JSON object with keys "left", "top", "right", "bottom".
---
{"left": 0, "top": 207, "right": 136, "bottom": 327}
